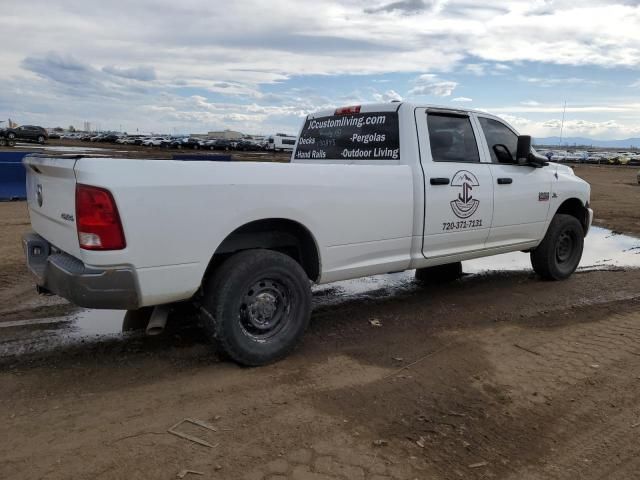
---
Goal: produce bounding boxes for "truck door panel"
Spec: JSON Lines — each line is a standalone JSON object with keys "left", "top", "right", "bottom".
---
{"left": 416, "top": 109, "right": 494, "bottom": 258}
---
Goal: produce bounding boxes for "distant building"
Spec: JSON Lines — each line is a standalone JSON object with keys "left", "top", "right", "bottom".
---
{"left": 207, "top": 129, "right": 244, "bottom": 140}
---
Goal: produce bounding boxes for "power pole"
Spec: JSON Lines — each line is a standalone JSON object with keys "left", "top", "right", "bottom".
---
{"left": 559, "top": 101, "right": 567, "bottom": 146}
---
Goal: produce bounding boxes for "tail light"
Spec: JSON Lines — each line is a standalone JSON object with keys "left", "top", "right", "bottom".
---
{"left": 75, "top": 184, "right": 126, "bottom": 250}
{"left": 335, "top": 105, "right": 361, "bottom": 115}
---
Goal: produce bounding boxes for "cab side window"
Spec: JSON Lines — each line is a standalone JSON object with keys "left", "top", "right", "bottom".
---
{"left": 479, "top": 117, "right": 518, "bottom": 163}
{"left": 427, "top": 113, "right": 480, "bottom": 163}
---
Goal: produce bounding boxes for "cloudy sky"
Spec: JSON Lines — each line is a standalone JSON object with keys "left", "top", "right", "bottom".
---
{"left": 1, "top": 0, "right": 640, "bottom": 139}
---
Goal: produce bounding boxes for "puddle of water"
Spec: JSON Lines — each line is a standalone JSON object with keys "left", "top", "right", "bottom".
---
{"left": 314, "top": 226, "right": 640, "bottom": 300}
{"left": 2, "top": 226, "right": 638, "bottom": 357}
{"left": 465, "top": 226, "right": 640, "bottom": 273}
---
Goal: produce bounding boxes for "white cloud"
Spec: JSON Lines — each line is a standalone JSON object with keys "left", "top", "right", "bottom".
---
{"left": 372, "top": 89, "right": 403, "bottom": 102}
{"left": 487, "top": 114, "right": 640, "bottom": 139}
{"left": 1, "top": 1, "right": 640, "bottom": 133}
{"left": 465, "top": 64, "right": 486, "bottom": 76}
{"left": 452, "top": 97, "right": 473, "bottom": 102}
{"left": 409, "top": 74, "right": 458, "bottom": 97}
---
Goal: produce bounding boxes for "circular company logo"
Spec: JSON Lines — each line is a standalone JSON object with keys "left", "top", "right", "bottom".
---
{"left": 36, "top": 184, "right": 43, "bottom": 207}
{"left": 450, "top": 170, "right": 480, "bottom": 219}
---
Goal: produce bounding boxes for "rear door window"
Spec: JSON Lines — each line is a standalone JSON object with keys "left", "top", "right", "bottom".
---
{"left": 427, "top": 113, "right": 480, "bottom": 163}
{"left": 294, "top": 112, "right": 400, "bottom": 160}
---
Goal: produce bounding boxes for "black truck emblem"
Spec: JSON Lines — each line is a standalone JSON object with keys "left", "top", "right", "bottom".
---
{"left": 450, "top": 170, "right": 480, "bottom": 219}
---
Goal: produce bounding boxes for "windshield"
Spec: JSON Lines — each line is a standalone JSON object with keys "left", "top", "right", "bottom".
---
{"left": 294, "top": 111, "right": 400, "bottom": 160}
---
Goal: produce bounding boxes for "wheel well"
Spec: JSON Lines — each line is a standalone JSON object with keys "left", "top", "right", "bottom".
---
{"left": 555, "top": 198, "right": 589, "bottom": 234}
{"left": 207, "top": 219, "right": 320, "bottom": 282}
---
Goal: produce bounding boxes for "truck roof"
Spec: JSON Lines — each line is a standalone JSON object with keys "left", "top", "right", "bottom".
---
{"left": 306, "top": 102, "right": 493, "bottom": 119}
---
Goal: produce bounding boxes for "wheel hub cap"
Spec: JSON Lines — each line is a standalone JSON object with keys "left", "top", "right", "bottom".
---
{"left": 240, "top": 279, "right": 291, "bottom": 340}
{"left": 247, "top": 292, "right": 278, "bottom": 327}
{"left": 556, "top": 231, "right": 574, "bottom": 263}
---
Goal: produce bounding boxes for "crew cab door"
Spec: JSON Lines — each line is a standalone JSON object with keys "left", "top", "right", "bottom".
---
{"left": 416, "top": 109, "right": 494, "bottom": 258}
{"left": 476, "top": 116, "right": 553, "bottom": 247}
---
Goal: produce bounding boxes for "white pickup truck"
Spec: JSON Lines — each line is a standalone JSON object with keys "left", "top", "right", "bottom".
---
{"left": 22, "top": 102, "right": 593, "bottom": 365}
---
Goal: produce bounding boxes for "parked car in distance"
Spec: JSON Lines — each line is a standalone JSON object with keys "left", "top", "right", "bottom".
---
{"left": 142, "top": 136, "right": 170, "bottom": 147}
{"left": 101, "top": 133, "right": 123, "bottom": 143}
{"left": 0, "top": 128, "right": 16, "bottom": 147}
{"left": 168, "top": 137, "right": 202, "bottom": 149}
{"left": 235, "top": 140, "right": 261, "bottom": 151}
{"left": 5, "top": 125, "right": 48, "bottom": 144}
{"left": 211, "top": 139, "right": 233, "bottom": 150}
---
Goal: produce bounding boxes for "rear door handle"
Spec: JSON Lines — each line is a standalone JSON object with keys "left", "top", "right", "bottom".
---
{"left": 497, "top": 178, "right": 513, "bottom": 185}
{"left": 430, "top": 177, "right": 450, "bottom": 185}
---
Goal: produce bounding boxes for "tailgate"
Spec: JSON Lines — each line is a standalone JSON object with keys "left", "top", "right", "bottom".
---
{"left": 23, "top": 155, "right": 82, "bottom": 258}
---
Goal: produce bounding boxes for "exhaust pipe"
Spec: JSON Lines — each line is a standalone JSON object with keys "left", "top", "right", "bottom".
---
{"left": 146, "top": 305, "right": 171, "bottom": 336}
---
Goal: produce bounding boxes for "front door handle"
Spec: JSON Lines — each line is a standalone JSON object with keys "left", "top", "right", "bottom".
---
{"left": 497, "top": 178, "right": 513, "bottom": 185}
{"left": 430, "top": 177, "right": 450, "bottom": 185}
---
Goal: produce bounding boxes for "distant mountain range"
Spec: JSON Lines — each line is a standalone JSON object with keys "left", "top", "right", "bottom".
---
{"left": 534, "top": 137, "right": 640, "bottom": 148}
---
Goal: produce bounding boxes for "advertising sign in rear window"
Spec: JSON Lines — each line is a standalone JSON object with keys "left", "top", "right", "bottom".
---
{"left": 294, "top": 112, "right": 400, "bottom": 161}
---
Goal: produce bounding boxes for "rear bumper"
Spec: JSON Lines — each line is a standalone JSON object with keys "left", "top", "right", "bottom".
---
{"left": 22, "top": 232, "right": 140, "bottom": 309}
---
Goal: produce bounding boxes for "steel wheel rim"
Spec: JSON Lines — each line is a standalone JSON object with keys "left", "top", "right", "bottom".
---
{"left": 556, "top": 230, "right": 575, "bottom": 264}
{"left": 239, "top": 278, "right": 291, "bottom": 341}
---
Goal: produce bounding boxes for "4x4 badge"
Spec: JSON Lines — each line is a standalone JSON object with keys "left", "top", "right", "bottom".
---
{"left": 450, "top": 170, "right": 480, "bottom": 219}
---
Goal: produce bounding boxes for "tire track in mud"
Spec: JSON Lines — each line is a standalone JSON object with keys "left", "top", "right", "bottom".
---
{"left": 307, "top": 300, "right": 640, "bottom": 480}
{"left": 494, "top": 309, "right": 640, "bottom": 480}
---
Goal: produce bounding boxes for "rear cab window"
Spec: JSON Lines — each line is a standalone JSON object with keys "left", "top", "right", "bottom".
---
{"left": 294, "top": 109, "right": 400, "bottom": 161}
{"left": 427, "top": 113, "right": 480, "bottom": 163}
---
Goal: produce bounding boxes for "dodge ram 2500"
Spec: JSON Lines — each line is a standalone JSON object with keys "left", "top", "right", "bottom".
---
{"left": 22, "top": 103, "right": 593, "bottom": 365}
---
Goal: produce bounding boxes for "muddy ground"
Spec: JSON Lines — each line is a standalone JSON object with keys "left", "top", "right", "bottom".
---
{"left": 1, "top": 165, "right": 640, "bottom": 480}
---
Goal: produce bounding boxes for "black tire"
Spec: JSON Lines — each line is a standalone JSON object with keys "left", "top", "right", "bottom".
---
{"left": 8, "top": 139, "right": 15, "bottom": 147}
{"left": 7, "top": 132, "right": 15, "bottom": 140}
{"left": 201, "top": 249, "right": 311, "bottom": 366}
{"left": 0, "top": 138, "right": 6, "bottom": 147}
{"left": 415, "top": 261, "right": 463, "bottom": 284}
{"left": 531, "top": 214, "right": 584, "bottom": 280}
{"left": 37, "top": 135, "right": 45, "bottom": 144}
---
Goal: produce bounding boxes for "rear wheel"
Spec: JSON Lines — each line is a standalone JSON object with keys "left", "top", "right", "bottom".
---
{"left": 201, "top": 249, "right": 311, "bottom": 366}
{"left": 0, "top": 138, "right": 6, "bottom": 147}
{"left": 531, "top": 214, "right": 584, "bottom": 280}
{"left": 415, "top": 262, "right": 463, "bottom": 284}
{"left": 7, "top": 132, "right": 15, "bottom": 140}
{"left": 37, "top": 135, "right": 45, "bottom": 144}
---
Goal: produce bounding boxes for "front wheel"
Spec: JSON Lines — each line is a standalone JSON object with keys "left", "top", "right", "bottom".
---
{"left": 37, "top": 135, "right": 45, "bottom": 144}
{"left": 201, "top": 250, "right": 311, "bottom": 366}
{"left": 7, "top": 132, "right": 15, "bottom": 140}
{"left": 531, "top": 214, "right": 584, "bottom": 280}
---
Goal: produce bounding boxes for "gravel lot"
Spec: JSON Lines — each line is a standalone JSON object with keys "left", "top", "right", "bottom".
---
{"left": 1, "top": 162, "right": 639, "bottom": 480}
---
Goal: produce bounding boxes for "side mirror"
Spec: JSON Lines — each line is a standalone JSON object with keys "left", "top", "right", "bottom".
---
{"left": 516, "top": 135, "right": 532, "bottom": 163}
{"left": 493, "top": 144, "right": 514, "bottom": 164}
{"left": 516, "top": 135, "right": 549, "bottom": 168}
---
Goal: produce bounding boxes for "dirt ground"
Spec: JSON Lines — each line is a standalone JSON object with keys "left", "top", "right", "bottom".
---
{"left": 1, "top": 165, "right": 640, "bottom": 480}
{"left": 573, "top": 165, "right": 640, "bottom": 237}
